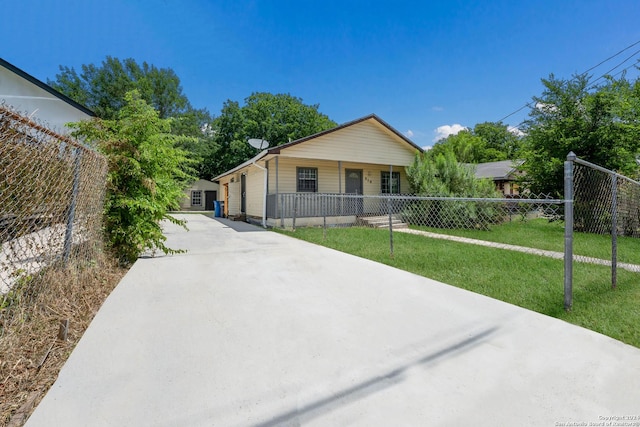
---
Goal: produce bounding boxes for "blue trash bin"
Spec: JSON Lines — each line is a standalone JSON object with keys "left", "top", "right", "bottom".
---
{"left": 214, "top": 201, "right": 221, "bottom": 217}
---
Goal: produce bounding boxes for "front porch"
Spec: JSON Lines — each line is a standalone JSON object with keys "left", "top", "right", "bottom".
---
{"left": 264, "top": 192, "right": 409, "bottom": 228}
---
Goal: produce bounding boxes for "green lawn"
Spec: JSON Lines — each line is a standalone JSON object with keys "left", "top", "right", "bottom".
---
{"left": 275, "top": 222, "right": 640, "bottom": 348}
{"left": 412, "top": 218, "right": 640, "bottom": 264}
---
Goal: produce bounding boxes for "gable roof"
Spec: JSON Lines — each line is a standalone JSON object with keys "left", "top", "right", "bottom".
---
{"left": 267, "top": 114, "right": 423, "bottom": 154}
{"left": 473, "top": 159, "right": 524, "bottom": 180}
{"left": 212, "top": 114, "right": 422, "bottom": 181}
{"left": 0, "top": 57, "right": 95, "bottom": 117}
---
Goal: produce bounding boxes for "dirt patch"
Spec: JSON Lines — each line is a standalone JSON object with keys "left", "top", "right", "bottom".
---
{"left": 0, "top": 254, "right": 126, "bottom": 426}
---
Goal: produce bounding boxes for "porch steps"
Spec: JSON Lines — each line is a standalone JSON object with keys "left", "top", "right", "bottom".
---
{"left": 358, "top": 215, "right": 408, "bottom": 229}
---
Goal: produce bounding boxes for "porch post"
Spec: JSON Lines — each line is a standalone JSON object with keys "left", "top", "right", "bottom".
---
{"left": 338, "top": 160, "right": 343, "bottom": 216}
{"left": 388, "top": 164, "right": 394, "bottom": 257}
{"left": 275, "top": 156, "right": 279, "bottom": 219}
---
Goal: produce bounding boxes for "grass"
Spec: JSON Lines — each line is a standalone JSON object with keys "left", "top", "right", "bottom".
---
{"left": 0, "top": 253, "right": 126, "bottom": 426}
{"left": 275, "top": 222, "right": 640, "bottom": 349}
{"left": 412, "top": 218, "right": 640, "bottom": 264}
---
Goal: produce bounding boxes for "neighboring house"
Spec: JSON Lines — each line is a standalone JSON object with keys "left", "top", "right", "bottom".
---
{"left": 0, "top": 57, "right": 95, "bottom": 134}
{"left": 179, "top": 179, "right": 219, "bottom": 211}
{"left": 473, "top": 159, "right": 524, "bottom": 196}
{"left": 213, "top": 114, "right": 423, "bottom": 227}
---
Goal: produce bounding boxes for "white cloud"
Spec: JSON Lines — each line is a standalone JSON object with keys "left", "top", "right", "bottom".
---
{"left": 405, "top": 129, "right": 414, "bottom": 138}
{"left": 431, "top": 106, "right": 444, "bottom": 112}
{"left": 507, "top": 126, "right": 525, "bottom": 137}
{"left": 433, "top": 124, "right": 467, "bottom": 142}
{"left": 535, "top": 102, "right": 557, "bottom": 113}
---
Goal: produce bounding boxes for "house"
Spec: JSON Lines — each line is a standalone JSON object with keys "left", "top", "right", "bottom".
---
{"left": 213, "top": 114, "right": 423, "bottom": 227}
{"left": 179, "top": 179, "right": 219, "bottom": 211}
{"left": 474, "top": 159, "right": 524, "bottom": 196}
{"left": 0, "top": 58, "right": 95, "bottom": 133}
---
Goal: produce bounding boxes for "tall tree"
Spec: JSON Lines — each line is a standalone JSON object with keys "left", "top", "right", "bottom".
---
{"left": 49, "top": 56, "right": 195, "bottom": 120}
{"left": 430, "top": 122, "right": 522, "bottom": 163}
{"left": 50, "top": 57, "right": 218, "bottom": 180}
{"left": 69, "top": 90, "right": 196, "bottom": 265}
{"left": 472, "top": 121, "right": 522, "bottom": 160}
{"left": 208, "top": 93, "right": 337, "bottom": 177}
{"left": 242, "top": 92, "right": 336, "bottom": 146}
{"left": 520, "top": 73, "right": 640, "bottom": 195}
{"left": 429, "top": 130, "right": 487, "bottom": 163}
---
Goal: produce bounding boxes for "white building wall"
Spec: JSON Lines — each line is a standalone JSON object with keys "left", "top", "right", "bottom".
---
{"left": 246, "top": 167, "right": 265, "bottom": 218}
{"left": 0, "top": 66, "right": 92, "bottom": 135}
{"left": 279, "top": 120, "right": 417, "bottom": 165}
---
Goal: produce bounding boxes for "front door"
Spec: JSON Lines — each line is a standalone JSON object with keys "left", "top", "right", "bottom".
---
{"left": 345, "top": 169, "right": 363, "bottom": 194}
{"left": 204, "top": 191, "right": 217, "bottom": 211}
{"left": 345, "top": 169, "right": 363, "bottom": 214}
{"left": 240, "top": 174, "right": 246, "bottom": 214}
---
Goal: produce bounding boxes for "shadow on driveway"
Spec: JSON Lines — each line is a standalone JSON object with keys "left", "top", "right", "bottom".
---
{"left": 256, "top": 327, "right": 498, "bottom": 427}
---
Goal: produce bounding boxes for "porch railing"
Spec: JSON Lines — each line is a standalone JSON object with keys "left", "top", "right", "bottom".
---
{"left": 266, "top": 193, "right": 407, "bottom": 219}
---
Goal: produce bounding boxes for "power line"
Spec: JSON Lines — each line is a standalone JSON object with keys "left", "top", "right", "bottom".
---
{"left": 582, "top": 39, "right": 640, "bottom": 75}
{"left": 495, "top": 39, "right": 640, "bottom": 125}
{"left": 505, "top": 57, "right": 640, "bottom": 131}
{"left": 592, "top": 48, "right": 640, "bottom": 84}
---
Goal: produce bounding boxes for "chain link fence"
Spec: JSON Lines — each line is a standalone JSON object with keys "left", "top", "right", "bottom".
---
{"left": 269, "top": 191, "right": 565, "bottom": 264}
{"left": 570, "top": 154, "right": 640, "bottom": 288}
{"left": 269, "top": 192, "right": 562, "bottom": 233}
{"left": 0, "top": 103, "right": 108, "bottom": 329}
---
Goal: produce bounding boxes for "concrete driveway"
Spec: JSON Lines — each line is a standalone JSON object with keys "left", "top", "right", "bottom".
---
{"left": 26, "top": 214, "right": 640, "bottom": 426}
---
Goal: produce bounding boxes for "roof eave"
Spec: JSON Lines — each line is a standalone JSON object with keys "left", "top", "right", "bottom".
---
{"left": 0, "top": 57, "right": 96, "bottom": 117}
{"left": 211, "top": 149, "right": 269, "bottom": 181}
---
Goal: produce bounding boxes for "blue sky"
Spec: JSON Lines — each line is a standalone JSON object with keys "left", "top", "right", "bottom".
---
{"left": 3, "top": 0, "right": 640, "bottom": 148}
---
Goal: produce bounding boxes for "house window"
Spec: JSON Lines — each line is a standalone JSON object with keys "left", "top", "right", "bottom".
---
{"left": 381, "top": 171, "right": 400, "bottom": 194}
{"left": 191, "top": 190, "right": 202, "bottom": 206}
{"left": 297, "top": 167, "right": 318, "bottom": 192}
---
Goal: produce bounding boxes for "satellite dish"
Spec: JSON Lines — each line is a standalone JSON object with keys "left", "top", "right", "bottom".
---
{"left": 247, "top": 138, "right": 269, "bottom": 149}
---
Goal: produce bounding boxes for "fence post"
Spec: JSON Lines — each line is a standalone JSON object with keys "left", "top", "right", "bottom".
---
{"left": 323, "top": 194, "right": 327, "bottom": 240}
{"left": 388, "top": 196, "right": 394, "bottom": 258}
{"left": 564, "top": 152, "right": 575, "bottom": 310}
{"left": 63, "top": 148, "right": 82, "bottom": 264}
{"left": 611, "top": 174, "right": 618, "bottom": 289}
{"left": 293, "top": 194, "right": 298, "bottom": 232}
{"left": 280, "top": 195, "right": 285, "bottom": 229}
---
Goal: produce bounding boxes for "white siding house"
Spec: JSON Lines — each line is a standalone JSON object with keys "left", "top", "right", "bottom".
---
{"left": 213, "top": 114, "right": 423, "bottom": 227}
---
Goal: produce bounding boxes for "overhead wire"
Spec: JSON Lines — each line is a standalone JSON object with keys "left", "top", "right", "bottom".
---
{"left": 495, "top": 39, "right": 640, "bottom": 127}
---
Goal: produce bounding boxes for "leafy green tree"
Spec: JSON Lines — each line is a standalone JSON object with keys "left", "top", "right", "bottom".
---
{"left": 430, "top": 121, "right": 522, "bottom": 163}
{"left": 407, "top": 150, "right": 499, "bottom": 197}
{"left": 520, "top": 73, "right": 640, "bottom": 196}
{"left": 69, "top": 91, "right": 195, "bottom": 265}
{"left": 50, "top": 57, "right": 216, "bottom": 180}
{"left": 242, "top": 92, "right": 336, "bottom": 145}
{"left": 49, "top": 56, "right": 194, "bottom": 120}
{"left": 473, "top": 121, "right": 522, "bottom": 160}
{"left": 405, "top": 150, "right": 501, "bottom": 228}
{"left": 206, "top": 100, "right": 253, "bottom": 178}
{"left": 208, "top": 93, "right": 337, "bottom": 177}
{"left": 429, "top": 130, "right": 486, "bottom": 163}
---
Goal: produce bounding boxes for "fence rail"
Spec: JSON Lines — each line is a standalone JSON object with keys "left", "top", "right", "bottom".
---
{"left": 267, "top": 192, "right": 563, "bottom": 229}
